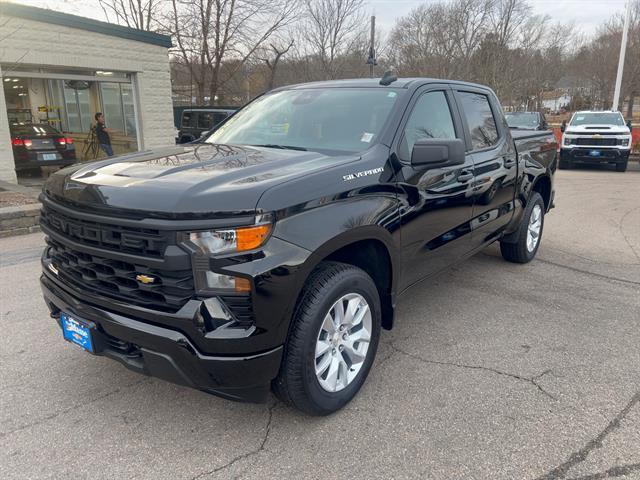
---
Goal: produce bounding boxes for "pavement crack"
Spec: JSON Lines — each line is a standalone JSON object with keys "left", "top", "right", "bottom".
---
{"left": 390, "top": 343, "right": 557, "bottom": 400}
{"left": 0, "top": 378, "right": 150, "bottom": 439}
{"left": 534, "top": 258, "right": 640, "bottom": 287}
{"left": 567, "top": 462, "right": 640, "bottom": 480}
{"left": 617, "top": 207, "right": 640, "bottom": 263}
{"left": 190, "top": 400, "right": 278, "bottom": 480}
{"left": 535, "top": 390, "right": 640, "bottom": 480}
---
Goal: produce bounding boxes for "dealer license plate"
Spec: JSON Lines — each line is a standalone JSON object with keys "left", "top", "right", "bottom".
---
{"left": 589, "top": 150, "right": 601, "bottom": 157}
{"left": 61, "top": 313, "right": 94, "bottom": 352}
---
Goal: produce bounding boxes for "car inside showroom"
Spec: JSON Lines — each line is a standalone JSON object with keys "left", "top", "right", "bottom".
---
{"left": 0, "top": 3, "right": 175, "bottom": 183}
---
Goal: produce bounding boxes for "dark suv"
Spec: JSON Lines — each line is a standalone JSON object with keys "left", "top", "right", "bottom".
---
{"left": 176, "top": 108, "right": 235, "bottom": 144}
{"left": 40, "top": 77, "right": 556, "bottom": 415}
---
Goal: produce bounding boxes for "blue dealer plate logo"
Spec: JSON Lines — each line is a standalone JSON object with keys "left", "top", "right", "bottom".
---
{"left": 61, "top": 313, "right": 93, "bottom": 353}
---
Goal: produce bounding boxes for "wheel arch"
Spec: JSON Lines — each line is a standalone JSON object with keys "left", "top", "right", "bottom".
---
{"left": 531, "top": 174, "right": 552, "bottom": 212}
{"left": 293, "top": 227, "right": 399, "bottom": 331}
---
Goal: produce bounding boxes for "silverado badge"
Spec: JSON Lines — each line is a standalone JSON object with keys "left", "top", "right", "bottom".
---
{"left": 135, "top": 274, "right": 156, "bottom": 284}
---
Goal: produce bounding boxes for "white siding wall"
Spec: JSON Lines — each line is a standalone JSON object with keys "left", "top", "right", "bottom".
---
{"left": 0, "top": 14, "right": 174, "bottom": 183}
{"left": 0, "top": 64, "right": 15, "bottom": 183}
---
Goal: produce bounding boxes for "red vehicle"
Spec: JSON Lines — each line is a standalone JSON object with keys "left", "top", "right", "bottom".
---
{"left": 10, "top": 123, "right": 76, "bottom": 172}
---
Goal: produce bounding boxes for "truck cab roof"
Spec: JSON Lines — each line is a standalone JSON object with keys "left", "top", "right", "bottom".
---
{"left": 272, "top": 77, "right": 496, "bottom": 93}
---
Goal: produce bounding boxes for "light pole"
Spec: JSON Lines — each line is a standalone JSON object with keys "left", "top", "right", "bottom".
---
{"left": 612, "top": 0, "right": 632, "bottom": 111}
{"left": 366, "top": 16, "right": 377, "bottom": 78}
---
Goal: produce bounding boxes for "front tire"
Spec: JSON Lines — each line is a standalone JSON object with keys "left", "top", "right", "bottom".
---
{"left": 500, "top": 192, "right": 545, "bottom": 264}
{"left": 273, "top": 262, "right": 381, "bottom": 415}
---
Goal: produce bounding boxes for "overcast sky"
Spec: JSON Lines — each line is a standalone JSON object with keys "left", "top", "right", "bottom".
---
{"left": 11, "top": 0, "right": 629, "bottom": 37}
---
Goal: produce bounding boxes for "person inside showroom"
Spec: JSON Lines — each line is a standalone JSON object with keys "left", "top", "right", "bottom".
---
{"left": 95, "top": 112, "right": 117, "bottom": 157}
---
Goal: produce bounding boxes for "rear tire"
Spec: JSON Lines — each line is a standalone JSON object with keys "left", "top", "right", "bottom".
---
{"left": 272, "top": 262, "right": 381, "bottom": 415}
{"left": 500, "top": 192, "right": 545, "bottom": 264}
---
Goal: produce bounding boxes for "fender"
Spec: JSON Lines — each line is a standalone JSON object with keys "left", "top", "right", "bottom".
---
{"left": 271, "top": 198, "right": 402, "bottom": 334}
{"left": 504, "top": 158, "right": 553, "bottom": 236}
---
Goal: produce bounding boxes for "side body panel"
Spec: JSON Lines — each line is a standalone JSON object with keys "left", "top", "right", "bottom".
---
{"left": 391, "top": 85, "right": 476, "bottom": 290}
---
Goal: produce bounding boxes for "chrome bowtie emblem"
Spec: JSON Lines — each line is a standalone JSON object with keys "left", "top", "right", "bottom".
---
{"left": 136, "top": 274, "right": 156, "bottom": 284}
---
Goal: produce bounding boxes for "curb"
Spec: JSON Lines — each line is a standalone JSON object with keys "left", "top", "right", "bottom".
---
{"left": 0, "top": 203, "right": 42, "bottom": 238}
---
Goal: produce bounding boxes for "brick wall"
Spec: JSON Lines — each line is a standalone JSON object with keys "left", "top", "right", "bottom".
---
{"left": 0, "top": 13, "right": 174, "bottom": 183}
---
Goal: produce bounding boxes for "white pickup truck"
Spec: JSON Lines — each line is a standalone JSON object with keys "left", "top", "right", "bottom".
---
{"left": 560, "top": 110, "right": 632, "bottom": 172}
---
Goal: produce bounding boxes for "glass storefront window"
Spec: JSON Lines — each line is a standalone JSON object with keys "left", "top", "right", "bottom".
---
{"left": 77, "top": 88, "right": 92, "bottom": 133}
{"left": 48, "top": 80, "right": 67, "bottom": 132}
{"left": 100, "top": 83, "right": 125, "bottom": 133}
{"left": 121, "top": 84, "right": 136, "bottom": 138}
{"left": 63, "top": 83, "right": 82, "bottom": 132}
{"left": 45, "top": 78, "right": 138, "bottom": 141}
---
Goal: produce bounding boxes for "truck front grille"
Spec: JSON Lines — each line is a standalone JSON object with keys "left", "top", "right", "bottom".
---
{"left": 46, "top": 237, "right": 194, "bottom": 312}
{"left": 41, "top": 204, "right": 170, "bottom": 258}
{"left": 574, "top": 138, "right": 617, "bottom": 146}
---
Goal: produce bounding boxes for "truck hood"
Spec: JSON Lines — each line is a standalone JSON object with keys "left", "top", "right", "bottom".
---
{"left": 44, "top": 144, "right": 359, "bottom": 218}
{"left": 565, "top": 125, "right": 631, "bottom": 135}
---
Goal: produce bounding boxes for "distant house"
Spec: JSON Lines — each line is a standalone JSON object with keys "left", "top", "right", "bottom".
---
{"left": 542, "top": 90, "right": 571, "bottom": 113}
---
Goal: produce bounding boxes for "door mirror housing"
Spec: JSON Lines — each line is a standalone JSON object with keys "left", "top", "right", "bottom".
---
{"left": 626, "top": 120, "right": 632, "bottom": 131}
{"left": 560, "top": 120, "right": 566, "bottom": 133}
{"left": 411, "top": 138, "right": 465, "bottom": 169}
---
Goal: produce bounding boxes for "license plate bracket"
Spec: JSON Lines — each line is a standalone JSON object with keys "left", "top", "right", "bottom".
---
{"left": 61, "top": 312, "right": 95, "bottom": 353}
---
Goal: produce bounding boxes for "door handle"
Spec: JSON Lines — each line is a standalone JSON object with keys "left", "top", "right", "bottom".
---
{"left": 457, "top": 170, "right": 473, "bottom": 182}
{"left": 504, "top": 156, "right": 516, "bottom": 167}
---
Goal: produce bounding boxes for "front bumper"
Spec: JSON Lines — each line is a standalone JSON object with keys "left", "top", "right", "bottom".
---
{"left": 561, "top": 148, "right": 630, "bottom": 164}
{"left": 41, "top": 274, "right": 283, "bottom": 402}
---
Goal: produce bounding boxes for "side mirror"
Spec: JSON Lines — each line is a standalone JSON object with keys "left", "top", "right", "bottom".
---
{"left": 411, "top": 138, "right": 465, "bottom": 168}
{"left": 627, "top": 120, "right": 632, "bottom": 132}
{"left": 541, "top": 121, "right": 548, "bottom": 130}
{"left": 560, "top": 120, "right": 566, "bottom": 133}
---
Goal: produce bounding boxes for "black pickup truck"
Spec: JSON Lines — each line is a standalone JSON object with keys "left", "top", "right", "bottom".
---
{"left": 39, "top": 77, "right": 557, "bottom": 415}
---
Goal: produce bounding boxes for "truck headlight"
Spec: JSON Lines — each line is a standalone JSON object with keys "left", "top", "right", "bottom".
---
{"left": 620, "top": 138, "right": 629, "bottom": 146}
{"left": 563, "top": 137, "right": 572, "bottom": 146}
{"left": 182, "top": 213, "right": 273, "bottom": 294}
{"left": 189, "top": 215, "right": 272, "bottom": 255}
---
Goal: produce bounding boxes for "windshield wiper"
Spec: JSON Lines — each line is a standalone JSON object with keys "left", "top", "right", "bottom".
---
{"left": 253, "top": 144, "right": 308, "bottom": 151}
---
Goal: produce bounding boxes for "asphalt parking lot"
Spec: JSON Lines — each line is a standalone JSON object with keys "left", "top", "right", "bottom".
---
{"left": 1, "top": 166, "right": 639, "bottom": 480}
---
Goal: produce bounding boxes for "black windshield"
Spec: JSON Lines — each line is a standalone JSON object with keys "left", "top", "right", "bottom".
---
{"left": 206, "top": 88, "right": 401, "bottom": 154}
{"left": 10, "top": 123, "right": 61, "bottom": 136}
{"left": 570, "top": 112, "right": 625, "bottom": 127}
{"left": 505, "top": 112, "right": 540, "bottom": 129}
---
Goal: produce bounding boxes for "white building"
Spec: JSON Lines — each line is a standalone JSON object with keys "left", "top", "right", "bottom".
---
{"left": 541, "top": 90, "right": 572, "bottom": 113}
{"left": 0, "top": 3, "right": 175, "bottom": 183}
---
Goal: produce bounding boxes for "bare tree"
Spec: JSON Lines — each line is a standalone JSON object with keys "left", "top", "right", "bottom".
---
{"left": 301, "top": 0, "right": 367, "bottom": 79}
{"left": 166, "top": 0, "right": 300, "bottom": 104}
{"left": 260, "top": 39, "right": 295, "bottom": 90}
{"left": 98, "top": 0, "right": 163, "bottom": 31}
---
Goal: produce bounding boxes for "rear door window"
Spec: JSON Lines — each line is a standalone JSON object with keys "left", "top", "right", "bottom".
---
{"left": 458, "top": 91, "right": 499, "bottom": 150}
{"left": 213, "top": 113, "right": 228, "bottom": 125}
{"left": 181, "top": 111, "right": 194, "bottom": 128}
{"left": 198, "top": 112, "right": 214, "bottom": 129}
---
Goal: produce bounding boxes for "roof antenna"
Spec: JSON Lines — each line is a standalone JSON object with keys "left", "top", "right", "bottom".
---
{"left": 379, "top": 71, "right": 397, "bottom": 86}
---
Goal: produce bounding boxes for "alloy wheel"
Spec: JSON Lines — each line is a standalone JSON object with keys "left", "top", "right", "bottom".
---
{"left": 314, "top": 293, "right": 372, "bottom": 392}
